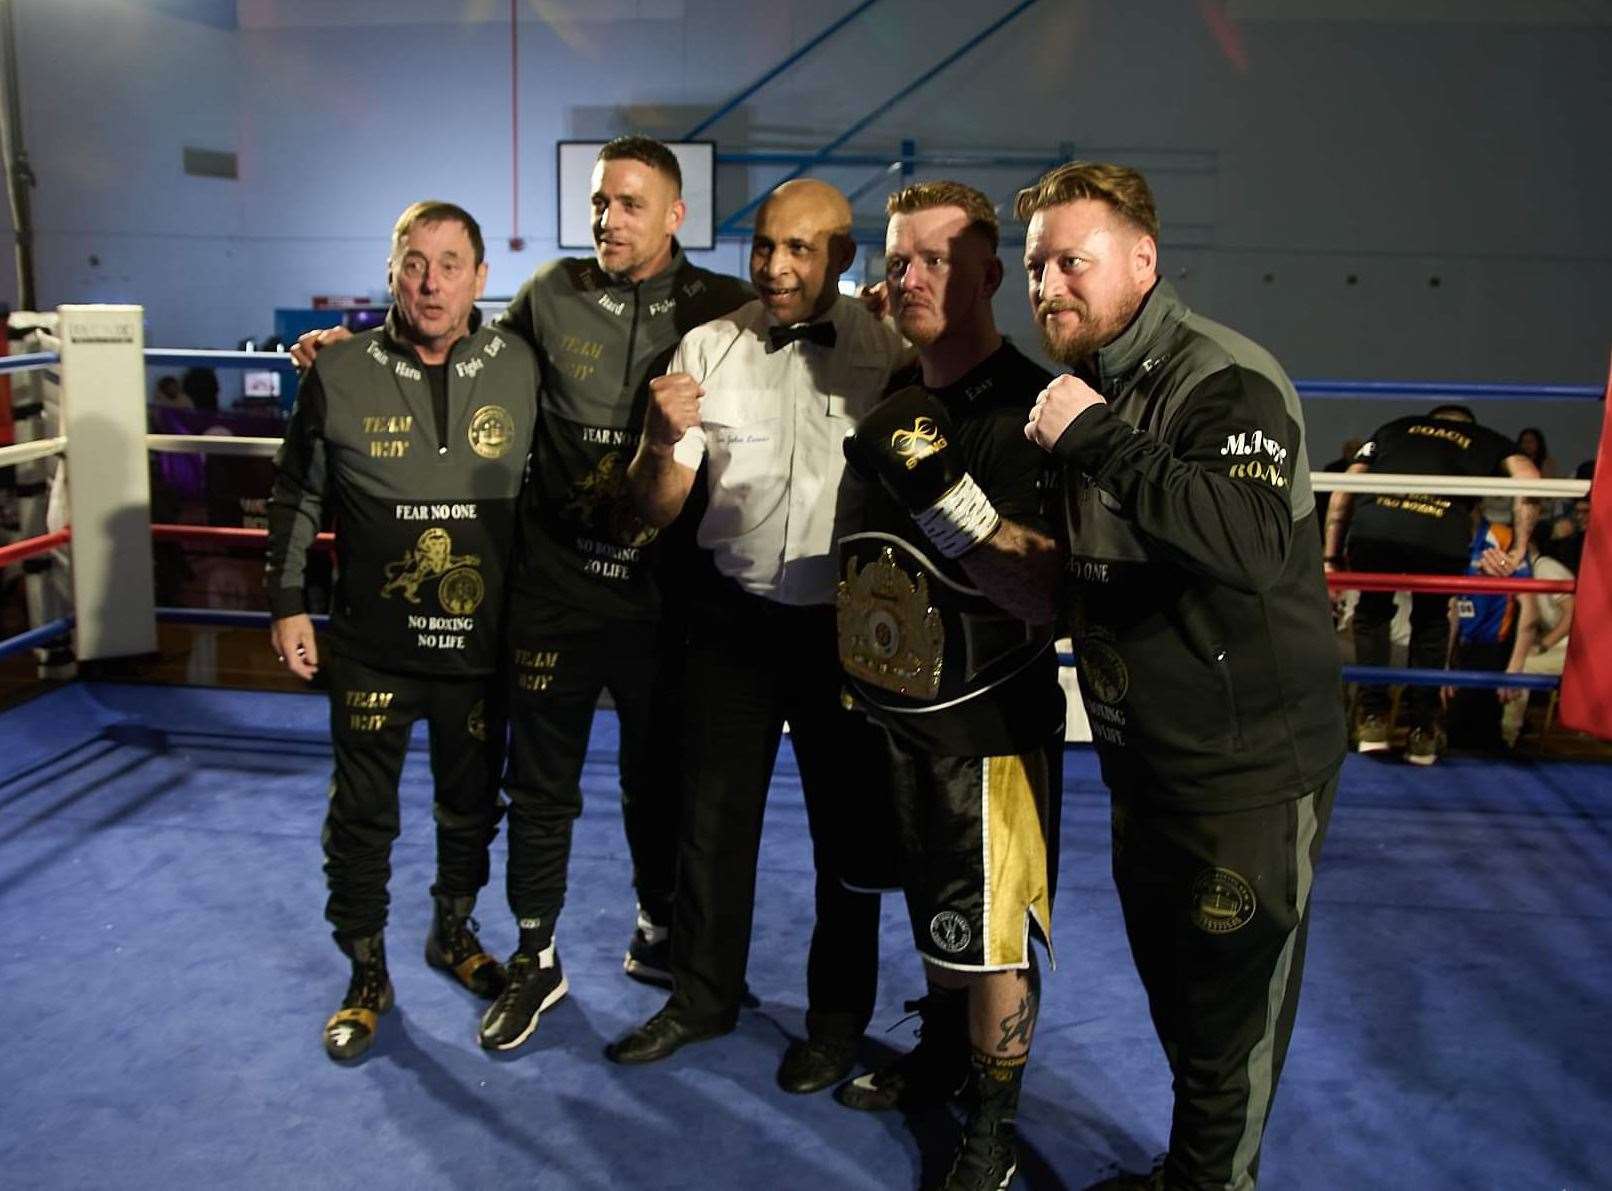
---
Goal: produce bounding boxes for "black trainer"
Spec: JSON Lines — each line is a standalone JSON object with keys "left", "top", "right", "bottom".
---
{"left": 324, "top": 932, "right": 394, "bottom": 1062}
{"left": 622, "top": 908, "right": 672, "bottom": 988}
{"left": 941, "top": 1108, "right": 1019, "bottom": 1191}
{"left": 834, "top": 991, "right": 969, "bottom": 1111}
{"left": 425, "top": 894, "right": 507, "bottom": 999}
{"left": 478, "top": 944, "right": 568, "bottom": 1051}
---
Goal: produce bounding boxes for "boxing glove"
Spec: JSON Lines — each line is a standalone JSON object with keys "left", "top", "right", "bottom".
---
{"left": 844, "top": 386, "right": 1001, "bottom": 558}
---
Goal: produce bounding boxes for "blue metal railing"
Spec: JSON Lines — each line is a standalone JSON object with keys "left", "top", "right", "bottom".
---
{"left": 683, "top": 0, "right": 886, "bottom": 140}
{"left": 717, "top": 0, "right": 1045, "bottom": 234}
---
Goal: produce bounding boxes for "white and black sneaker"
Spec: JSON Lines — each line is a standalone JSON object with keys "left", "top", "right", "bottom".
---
{"left": 478, "top": 944, "right": 568, "bottom": 1052}
{"left": 622, "top": 908, "right": 673, "bottom": 989}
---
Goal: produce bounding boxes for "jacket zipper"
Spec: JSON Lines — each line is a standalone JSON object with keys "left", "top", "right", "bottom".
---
{"left": 1213, "top": 647, "right": 1246, "bottom": 750}
{"left": 620, "top": 283, "right": 642, "bottom": 398}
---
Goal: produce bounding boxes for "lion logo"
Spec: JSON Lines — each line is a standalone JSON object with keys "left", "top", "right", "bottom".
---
{"left": 564, "top": 452, "right": 660, "bottom": 548}
{"left": 380, "top": 528, "right": 482, "bottom": 605}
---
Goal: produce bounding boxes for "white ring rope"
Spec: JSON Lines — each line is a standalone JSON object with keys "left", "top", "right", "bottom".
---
{"left": 1311, "top": 473, "right": 1590, "bottom": 499}
{"left": 140, "top": 434, "right": 1598, "bottom": 496}
{"left": 146, "top": 434, "right": 281, "bottom": 458}
{"left": 0, "top": 436, "right": 66, "bottom": 468}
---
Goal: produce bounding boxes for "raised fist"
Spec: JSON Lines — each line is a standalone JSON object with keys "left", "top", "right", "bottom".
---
{"left": 845, "top": 386, "right": 999, "bottom": 558}
{"left": 644, "top": 372, "right": 704, "bottom": 449}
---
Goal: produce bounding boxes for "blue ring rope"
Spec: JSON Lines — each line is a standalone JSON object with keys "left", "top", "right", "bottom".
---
{"left": 0, "top": 352, "right": 61, "bottom": 374}
{"left": 155, "top": 607, "right": 328, "bottom": 629}
{"left": 1294, "top": 380, "right": 1598, "bottom": 400}
{"left": 0, "top": 616, "right": 74, "bottom": 661}
{"left": 1054, "top": 653, "right": 1558, "bottom": 692}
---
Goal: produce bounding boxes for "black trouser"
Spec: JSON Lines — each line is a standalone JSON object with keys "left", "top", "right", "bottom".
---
{"left": 322, "top": 653, "right": 506, "bottom": 942}
{"left": 1348, "top": 538, "right": 1465, "bottom": 728}
{"left": 667, "top": 582, "right": 884, "bottom": 1037}
{"left": 1110, "top": 770, "right": 1339, "bottom": 1191}
{"left": 1446, "top": 639, "right": 1511, "bottom": 748}
{"left": 502, "top": 616, "right": 680, "bottom": 940}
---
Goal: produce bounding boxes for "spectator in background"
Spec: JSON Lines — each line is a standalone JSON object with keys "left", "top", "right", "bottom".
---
{"left": 1548, "top": 492, "right": 1591, "bottom": 577}
{"left": 1316, "top": 434, "right": 1365, "bottom": 544}
{"left": 1516, "top": 426, "right": 1575, "bottom": 530}
{"left": 152, "top": 374, "right": 191, "bottom": 408}
{"left": 1515, "top": 427, "right": 1560, "bottom": 479}
{"left": 1445, "top": 516, "right": 1529, "bottom": 750}
{"left": 1323, "top": 404, "right": 1538, "bottom": 765}
{"left": 1500, "top": 527, "right": 1575, "bottom": 748}
{"left": 181, "top": 366, "right": 220, "bottom": 412}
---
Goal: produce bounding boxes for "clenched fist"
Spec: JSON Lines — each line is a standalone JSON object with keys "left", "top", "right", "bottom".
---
{"left": 644, "top": 372, "right": 704, "bottom": 450}
{"left": 1025, "top": 373, "right": 1106, "bottom": 451}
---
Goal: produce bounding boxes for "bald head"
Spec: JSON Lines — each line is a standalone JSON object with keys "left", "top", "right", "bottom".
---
{"left": 752, "top": 180, "right": 857, "bottom": 325}
{"left": 761, "top": 178, "right": 854, "bottom": 236}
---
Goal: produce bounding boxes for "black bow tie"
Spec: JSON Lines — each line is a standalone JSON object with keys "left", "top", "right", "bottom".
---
{"left": 768, "top": 320, "right": 837, "bottom": 352}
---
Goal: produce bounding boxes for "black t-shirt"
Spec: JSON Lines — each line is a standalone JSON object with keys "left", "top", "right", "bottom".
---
{"left": 1349, "top": 415, "right": 1519, "bottom": 559}
{"left": 425, "top": 362, "right": 449, "bottom": 449}
{"left": 852, "top": 340, "right": 1063, "bottom": 756}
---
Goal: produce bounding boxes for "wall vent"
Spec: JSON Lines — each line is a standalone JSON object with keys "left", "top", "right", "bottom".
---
{"left": 183, "top": 148, "right": 237, "bottom": 179}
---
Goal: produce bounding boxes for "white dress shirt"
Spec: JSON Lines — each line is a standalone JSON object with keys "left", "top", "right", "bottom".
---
{"left": 670, "top": 295, "right": 912, "bottom": 605}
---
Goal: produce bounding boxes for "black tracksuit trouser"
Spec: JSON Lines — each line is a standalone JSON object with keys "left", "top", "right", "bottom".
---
{"left": 1110, "top": 768, "right": 1340, "bottom": 1191}
{"left": 501, "top": 614, "right": 682, "bottom": 940}
{"left": 322, "top": 652, "right": 506, "bottom": 941}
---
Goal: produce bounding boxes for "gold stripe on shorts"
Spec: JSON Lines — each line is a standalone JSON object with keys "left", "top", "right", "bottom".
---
{"left": 984, "top": 752, "right": 1053, "bottom": 968}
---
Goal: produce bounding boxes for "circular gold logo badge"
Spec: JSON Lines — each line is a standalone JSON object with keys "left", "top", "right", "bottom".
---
{"left": 438, "top": 566, "right": 485, "bottom": 615}
{"left": 466, "top": 699, "right": 487, "bottom": 742}
{"left": 468, "top": 405, "right": 516, "bottom": 459}
{"left": 1079, "top": 636, "right": 1129, "bottom": 705}
{"left": 1190, "top": 867, "right": 1256, "bottom": 934}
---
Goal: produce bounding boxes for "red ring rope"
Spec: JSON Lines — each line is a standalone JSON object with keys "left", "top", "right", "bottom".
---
{"left": 1325, "top": 570, "right": 1574, "bottom": 596}
{"left": 150, "top": 524, "right": 334, "bottom": 550}
{"left": 0, "top": 527, "right": 71, "bottom": 567}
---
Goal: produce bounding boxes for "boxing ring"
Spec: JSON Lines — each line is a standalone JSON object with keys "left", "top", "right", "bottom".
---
{"left": 2, "top": 305, "right": 1603, "bottom": 733}
{"left": 0, "top": 306, "right": 1608, "bottom": 1189}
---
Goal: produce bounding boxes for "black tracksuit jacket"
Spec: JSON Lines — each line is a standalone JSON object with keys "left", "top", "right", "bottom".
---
{"left": 1051, "top": 281, "right": 1345, "bottom": 810}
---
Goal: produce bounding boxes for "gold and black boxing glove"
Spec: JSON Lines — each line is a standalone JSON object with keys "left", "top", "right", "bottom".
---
{"left": 843, "top": 386, "right": 1001, "bottom": 559}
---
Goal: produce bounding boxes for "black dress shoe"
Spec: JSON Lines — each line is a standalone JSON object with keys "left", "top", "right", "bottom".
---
{"left": 776, "top": 1034, "right": 858, "bottom": 1094}
{"left": 604, "top": 1007, "right": 733, "bottom": 1065}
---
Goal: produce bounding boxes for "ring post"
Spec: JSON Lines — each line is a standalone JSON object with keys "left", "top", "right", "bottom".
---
{"left": 58, "top": 305, "right": 157, "bottom": 660}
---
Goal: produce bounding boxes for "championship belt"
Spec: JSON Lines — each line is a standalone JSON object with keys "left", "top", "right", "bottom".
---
{"left": 836, "top": 531, "right": 1054, "bottom": 753}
